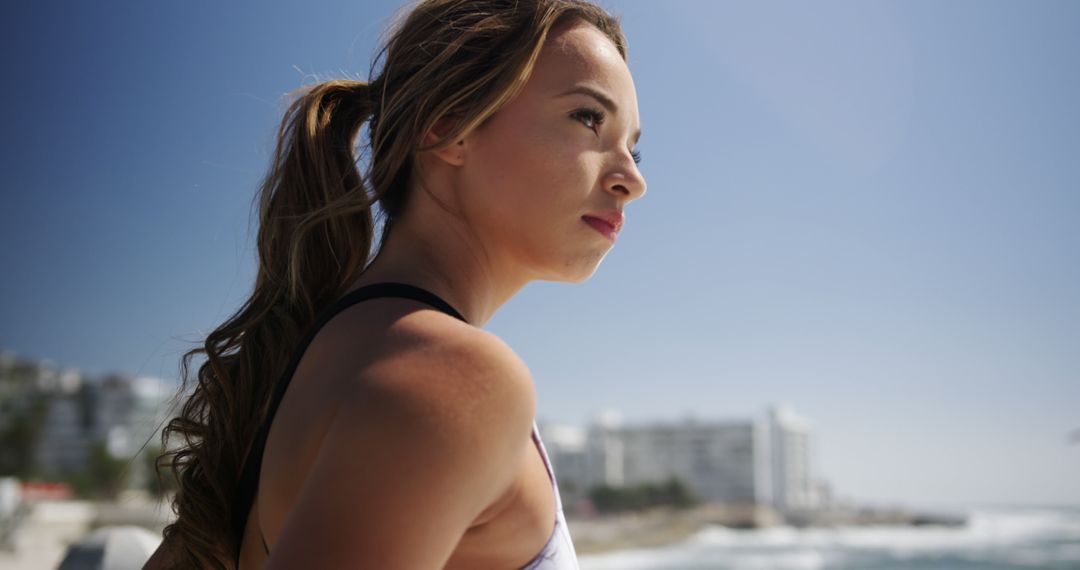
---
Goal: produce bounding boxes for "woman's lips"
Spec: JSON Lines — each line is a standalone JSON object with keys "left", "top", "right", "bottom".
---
{"left": 582, "top": 216, "right": 618, "bottom": 241}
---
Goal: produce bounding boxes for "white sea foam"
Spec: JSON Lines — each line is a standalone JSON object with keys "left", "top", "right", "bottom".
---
{"left": 577, "top": 544, "right": 838, "bottom": 570}
{"left": 578, "top": 507, "right": 1080, "bottom": 570}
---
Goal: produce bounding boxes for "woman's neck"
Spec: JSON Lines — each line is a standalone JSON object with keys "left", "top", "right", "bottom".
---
{"left": 345, "top": 216, "right": 530, "bottom": 328}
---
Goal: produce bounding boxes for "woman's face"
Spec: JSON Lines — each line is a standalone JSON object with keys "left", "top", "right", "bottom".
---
{"left": 455, "top": 20, "right": 646, "bottom": 283}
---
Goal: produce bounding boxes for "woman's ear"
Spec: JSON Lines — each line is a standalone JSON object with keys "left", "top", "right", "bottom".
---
{"left": 422, "top": 114, "right": 467, "bottom": 167}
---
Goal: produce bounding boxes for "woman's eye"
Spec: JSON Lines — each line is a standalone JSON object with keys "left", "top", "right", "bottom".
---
{"left": 571, "top": 108, "right": 641, "bottom": 165}
{"left": 571, "top": 107, "right": 606, "bottom": 132}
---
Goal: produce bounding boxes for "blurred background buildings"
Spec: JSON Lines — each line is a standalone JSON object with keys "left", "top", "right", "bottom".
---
{"left": 540, "top": 404, "right": 829, "bottom": 516}
{"left": 0, "top": 350, "right": 174, "bottom": 499}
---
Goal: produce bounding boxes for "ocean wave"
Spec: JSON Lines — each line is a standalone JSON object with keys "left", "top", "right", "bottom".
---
{"left": 578, "top": 507, "right": 1080, "bottom": 570}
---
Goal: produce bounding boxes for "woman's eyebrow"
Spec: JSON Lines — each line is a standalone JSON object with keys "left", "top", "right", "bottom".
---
{"left": 558, "top": 85, "right": 642, "bottom": 144}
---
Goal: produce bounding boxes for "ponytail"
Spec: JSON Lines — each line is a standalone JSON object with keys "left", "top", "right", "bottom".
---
{"left": 257, "top": 79, "right": 378, "bottom": 309}
{"left": 157, "top": 79, "right": 379, "bottom": 569}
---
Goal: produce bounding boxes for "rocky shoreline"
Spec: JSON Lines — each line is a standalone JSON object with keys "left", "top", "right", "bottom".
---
{"left": 567, "top": 503, "right": 776, "bottom": 555}
{"left": 566, "top": 502, "right": 968, "bottom": 555}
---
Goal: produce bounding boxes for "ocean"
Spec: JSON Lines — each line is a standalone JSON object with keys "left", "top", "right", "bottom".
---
{"left": 578, "top": 506, "right": 1080, "bottom": 570}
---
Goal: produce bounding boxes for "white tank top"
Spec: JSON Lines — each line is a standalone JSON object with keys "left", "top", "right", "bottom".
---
{"left": 519, "top": 420, "right": 580, "bottom": 570}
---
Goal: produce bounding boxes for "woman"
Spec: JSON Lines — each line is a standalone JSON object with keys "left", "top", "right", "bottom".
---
{"left": 149, "top": 0, "right": 645, "bottom": 567}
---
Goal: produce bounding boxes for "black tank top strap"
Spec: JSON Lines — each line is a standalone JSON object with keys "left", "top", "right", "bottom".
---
{"left": 231, "top": 282, "right": 467, "bottom": 560}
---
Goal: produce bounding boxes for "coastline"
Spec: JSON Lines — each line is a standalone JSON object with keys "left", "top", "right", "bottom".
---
{"left": 565, "top": 502, "right": 968, "bottom": 555}
{"left": 567, "top": 503, "right": 780, "bottom": 555}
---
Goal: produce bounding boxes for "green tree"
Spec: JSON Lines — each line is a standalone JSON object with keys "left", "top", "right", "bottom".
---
{"left": 66, "top": 441, "right": 128, "bottom": 499}
{"left": 587, "top": 476, "right": 700, "bottom": 514}
{"left": 0, "top": 398, "right": 48, "bottom": 478}
{"left": 658, "top": 476, "right": 698, "bottom": 508}
{"left": 144, "top": 446, "right": 178, "bottom": 498}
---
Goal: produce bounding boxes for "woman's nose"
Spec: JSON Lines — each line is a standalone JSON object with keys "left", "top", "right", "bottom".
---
{"left": 604, "top": 157, "right": 647, "bottom": 203}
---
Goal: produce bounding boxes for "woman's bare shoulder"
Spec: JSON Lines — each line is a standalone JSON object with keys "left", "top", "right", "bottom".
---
{"left": 263, "top": 308, "right": 538, "bottom": 568}
{"left": 359, "top": 309, "right": 536, "bottom": 425}
{"left": 321, "top": 298, "right": 536, "bottom": 410}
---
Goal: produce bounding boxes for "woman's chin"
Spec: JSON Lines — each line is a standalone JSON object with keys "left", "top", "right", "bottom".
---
{"left": 548, "top": 252, "right": 609, "bottom": 284}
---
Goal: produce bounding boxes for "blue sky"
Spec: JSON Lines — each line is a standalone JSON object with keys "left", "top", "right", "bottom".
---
{"left": 2, "top": 0, "right": 1077, "bottom": 510}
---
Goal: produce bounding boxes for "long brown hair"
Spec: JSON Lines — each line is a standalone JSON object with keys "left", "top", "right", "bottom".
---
{"left": 155, "top": 0, "right": 627, "bottom": 567}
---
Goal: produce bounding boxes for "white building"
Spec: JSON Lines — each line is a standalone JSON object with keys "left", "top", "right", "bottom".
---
{"left": 540, "top": 404, "right": 823, "bottom": 512}
{"left": 764, "top": 404, "right": 817, "bottom": 511}
{"left": 95, "top": 374, "right": 173, "bottom": 458}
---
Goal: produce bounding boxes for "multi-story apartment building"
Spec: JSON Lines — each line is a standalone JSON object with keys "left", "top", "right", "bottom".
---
{"left": 539, "top": 404, "right": 823, "bottom": 513}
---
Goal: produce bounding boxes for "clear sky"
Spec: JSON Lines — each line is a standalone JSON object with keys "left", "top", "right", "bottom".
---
{"left": 2, "top": 0, "right": 1077, "bottom": 510}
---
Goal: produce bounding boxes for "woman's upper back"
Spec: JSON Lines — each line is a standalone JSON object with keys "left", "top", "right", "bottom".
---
{"left": 236, "top": 283, "right": 552, "bottom": 569}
